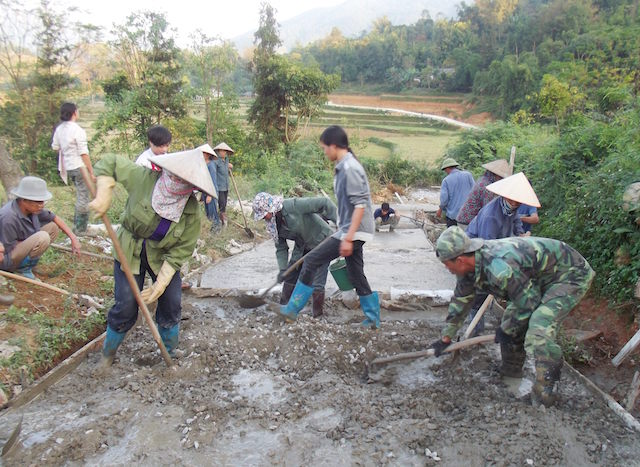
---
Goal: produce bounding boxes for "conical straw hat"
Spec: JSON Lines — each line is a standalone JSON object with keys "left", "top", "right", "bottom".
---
{"left": 149, "top": 148, "right": 217, "bottom": 198}
{"left": 482, "top": 159, "right": 511, "bottom": 178}
{"left": 213, "top": 142, "right": 234, "bottom": 153}
{"left": 486, "top": 172, "right": 540, "bottom": 207}
{"left": 197, "top": 143, "right": 216, "bottom": 157}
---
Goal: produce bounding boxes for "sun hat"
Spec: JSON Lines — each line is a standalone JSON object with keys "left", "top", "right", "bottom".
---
{"left": 436, "top": 226, "right": 484, "bottom": 262}
{"left": 197, "top": 143, "right": 216, "bottom": 158}
{"left": 486, "top": 172, "right": 541, "bottom": 207}
{"left": 440, "top": 158, "right": 459, "bottom": 170}
{"left": 482, "top": 159, "right": 511, "bottom": 179}
{"left": 213, "top": 142, "right": 234, "bottom": 154}
{"left": 149, "top": 148, "right": 217, "bottom": 198}
{"left": 11, "top": 176, "right": 52, "bottom": 202}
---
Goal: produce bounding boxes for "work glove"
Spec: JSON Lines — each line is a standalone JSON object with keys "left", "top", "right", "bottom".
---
{"left": 277, "top": 270, "right": 286, "bottom": 283}
{"left": 141, "top": 261, "right": 176, "bottom": 304}
{"left": 430, "top": 339, "right": 450, "bottom": 358}
{"left": 88, "top": 176, "right": 116, "bottom": 217}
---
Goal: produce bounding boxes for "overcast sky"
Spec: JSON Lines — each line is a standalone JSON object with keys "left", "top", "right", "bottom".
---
{"left": 76, "top": 0, "right": 346, "bottom": 45}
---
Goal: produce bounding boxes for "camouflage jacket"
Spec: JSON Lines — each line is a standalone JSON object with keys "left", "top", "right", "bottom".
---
{"left": 442, "top": 237, "right": 594, "bottom": 339}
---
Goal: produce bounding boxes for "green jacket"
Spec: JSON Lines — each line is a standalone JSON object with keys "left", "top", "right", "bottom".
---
{"left": 275, "top": 197, "right": 338, "bottom": 271}
{"left": 94, "top": 154, "right": 202, "bottom": 275}
{"left": 442, "top": 237, "right": 594, "bottom": 339}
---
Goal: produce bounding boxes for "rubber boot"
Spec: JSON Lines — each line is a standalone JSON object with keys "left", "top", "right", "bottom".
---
{"left": 279, "top": 280, "right": 313, "bottom": 322}
{"left": 280, "top": 282, "right": 296, "bottom": 305}
{"left": 16, "top": 256, "right": 39, "bottom": 280}
{"left": 359, "top": 292, "right": 380, "bottom": 329}
{"left": 531, "top": 359, "right": 563, "bottom": 408}
{"left": 499, "top": 339, "right": 526, "bottom": 378}
{"left": 74, "top": 211, "right": 89, "bottom": 235}
{"left": 312, "top": 290, "right": 325, "bottom": 318}
{"left": 158, "top": 323, "right": 180, "bottom": 357}
{"left": 101, "top": 325, "right": 126, "bottom": 367}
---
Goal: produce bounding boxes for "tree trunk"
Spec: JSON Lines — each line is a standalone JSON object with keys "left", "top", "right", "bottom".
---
{"left": 0, "top": 140, "right": 24, "bottom": 202}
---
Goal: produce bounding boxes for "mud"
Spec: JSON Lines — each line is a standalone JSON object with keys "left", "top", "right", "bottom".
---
{"left": 1, "top": 298, "right": 639, "bottom": 466}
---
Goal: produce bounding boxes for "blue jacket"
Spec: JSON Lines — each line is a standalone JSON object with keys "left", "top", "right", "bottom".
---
{"left": 467, "top": 197, "right": 524, "bottom": 240}
{"left": 440, "top": 168, "right": 475, "bottom": 220}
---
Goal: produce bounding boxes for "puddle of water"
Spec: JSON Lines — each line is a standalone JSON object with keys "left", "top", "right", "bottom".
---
{"left": 395, "top": 358, "right": 438, "bottom": 389}
{"left": 231, "top": 369, "right": 287, "bottom": 407}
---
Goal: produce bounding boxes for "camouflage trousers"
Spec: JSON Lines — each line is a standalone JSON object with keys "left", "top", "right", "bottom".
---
{"left": 501, "top": 267, "right": 595, "bottom": 364}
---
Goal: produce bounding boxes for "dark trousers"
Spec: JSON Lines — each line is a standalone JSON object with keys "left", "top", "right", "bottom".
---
{"left": 300, "top": 237, "right": 372, "bottom": 296}
{"left": 446, "top": 217, "right": 458, "bottom": 227}
{"left": 217, "top": 190, "right": 228, "bottom": 213}
{"left": 204, "top": 198, "right": 220, "bottom": 223}
{"left": 283, "top": 249, "right": 329, "bottom": 292}
{"left": 107, "top": 243, "right": 182, "bottom": 333}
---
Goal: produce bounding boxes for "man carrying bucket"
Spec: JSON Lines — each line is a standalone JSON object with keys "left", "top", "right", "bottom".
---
{"left": 252, "top": 192, "right": 337, "bottom": 318}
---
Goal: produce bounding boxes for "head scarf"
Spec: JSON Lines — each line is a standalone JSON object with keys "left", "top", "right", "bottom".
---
{"left": 151, "top": 170, "right": 194, "bottom": 222}
{"left": 499, "top": 197, "right": 518, "bottom": 217}
{"left": 252, "top": 192, "right": 284, "bottom": 241}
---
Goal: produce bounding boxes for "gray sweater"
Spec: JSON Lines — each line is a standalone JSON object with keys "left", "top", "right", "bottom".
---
{"left": 332, "top": 153, "right": 374, "bottom": 242}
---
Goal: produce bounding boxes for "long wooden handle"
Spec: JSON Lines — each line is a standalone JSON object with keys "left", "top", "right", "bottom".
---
{"left": 0, "top": 269, "right": 71, "bottom": 296}
{"left": 51, "top": 243, "right": 112, "bottom": 261}
{"left": 462, "top": 294, "right": 494, "bottom": 339}
{"left": 81, "top": 168, "right": 173, "bottom": 367}
{"left": 229, "top": 171, "right": 249, "bottom": 228}
{"left": 371, "top": 334, "right": 495, "bottom": 366}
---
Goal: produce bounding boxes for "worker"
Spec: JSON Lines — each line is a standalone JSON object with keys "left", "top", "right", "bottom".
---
{"left": 197, "top": 143, "right": 221, "bottom": 232}
{"left": 430, "top": 226, "right": 595, "bottom": 407}
{"left": 279, "top": 126, "right": 379, "bottom": 328}
{"left": 51, "top": 102, "right": 95, "bottom": 235}
{"left": 374, "top": 202, "right": 399, "bottom": 232}
{"left": 0, "top": 243, "right": 14, "bottom": 305}
{"left": 0, "top": 176, "right": 80, "bottom": 279}
{"left": 518, "top": 203, "right": 539, "bottom": 234}
{"left": 456, "top": 159, "right": 511, "bottom": 228}
{"left": 465, "top": 172, "right": 539, "bottom": 335}
{"left": 213, "top": 142, "right": 234, "bottom": 227}
{"left": 437, "top": 158, "right": 475, "bottom": 227}
{"left": 135, "top": 125, "right": 172, "bottom": 169}
{"left": 89, "top": 149, "right": 216, "bottom": 366}
{"left": 252, "top": 192, "right": 338, "bottom": 318}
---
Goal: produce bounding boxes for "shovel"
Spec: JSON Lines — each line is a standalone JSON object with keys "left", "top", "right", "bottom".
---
{"left": 229, "top": 170, "right": 254, "bottom": 239}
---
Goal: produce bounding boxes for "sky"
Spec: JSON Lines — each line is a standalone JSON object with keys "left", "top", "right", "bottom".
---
{"left": 75, "top": 0, "right": 346, "bottom": 46}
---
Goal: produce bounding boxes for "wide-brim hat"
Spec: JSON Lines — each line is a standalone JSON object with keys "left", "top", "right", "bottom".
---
{"left": 213, "top": 142, "right": 234, "bottom": 154}
{"left": 482, "top": 159, "right": 511, "bottom": 178}
{"left": 11, "top": 176, "right": 52, "bottom": 202}
{"left": 149, "top": 149, "right": 217, "bottom": 198}
{"left": 436, "top": 226, "right": 484, "bottom": 262}
{"left": 441, "top": 158, "right": 459, "bottom": 170}
{"left": 197, "top": 143, "right": 216, "bottom": 158}
{"left": 486, "top": 172, "right": 540, "bottom": 207}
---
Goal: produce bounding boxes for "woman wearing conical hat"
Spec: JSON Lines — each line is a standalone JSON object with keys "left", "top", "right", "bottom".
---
{"left": 456, "top": 159, "right": 511, "bottom": 227}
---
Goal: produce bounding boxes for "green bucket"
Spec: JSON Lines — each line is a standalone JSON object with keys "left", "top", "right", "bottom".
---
{"left": 329, "top": 258, "right": 354, "bottom": 291}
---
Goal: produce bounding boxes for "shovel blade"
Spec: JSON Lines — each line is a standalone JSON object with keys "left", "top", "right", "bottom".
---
{"left": 237, "top": 293, "right": 267, "bottom": 308}
{"left": 244, "top": 228, "right": 255, "bottom": 239}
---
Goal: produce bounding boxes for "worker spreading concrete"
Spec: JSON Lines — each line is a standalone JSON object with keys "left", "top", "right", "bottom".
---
{"left": 430, "top": 226, "right": 595, "bottom": 407}
{"left": 252, "top": 192, "right": 338, "bottom": 318}
{"left": 89, "top": 149, "right": 216, "bottom": 367}
{"left": 436, "top": 158, "right": 474, "bottom": 227}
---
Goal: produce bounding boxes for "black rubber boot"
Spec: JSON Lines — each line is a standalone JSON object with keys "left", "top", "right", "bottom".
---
{"left": 74, "top": 211, "right": 89, "bottom": 235}
{"left": 532, "top": 359, "right": 563, "bottom": 407}
{"left": 499, "top": 340, "right": 526, "bottom": 377}
{"left": 280, "top": 282, "right": 296, "bottom": 305}
{"left": 312, "top": 290, "right": 325, "bottom": 318}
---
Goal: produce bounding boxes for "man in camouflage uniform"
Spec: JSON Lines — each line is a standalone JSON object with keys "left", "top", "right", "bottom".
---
{"left": 430, "top": 226, "right": 595, "bottom": 407}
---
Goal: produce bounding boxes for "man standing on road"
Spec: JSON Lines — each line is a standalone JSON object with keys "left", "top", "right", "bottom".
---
{"left": 213, "top": 142, "right": 234, "bottom": 227}
{"left": 430, "top": 226, "right": 595, "bottom": 407}
{"left": 437, "top": 158, "right": 474, "bottom": 227}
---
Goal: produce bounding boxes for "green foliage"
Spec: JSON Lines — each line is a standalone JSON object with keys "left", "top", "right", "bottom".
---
{"left": 361, "top": 154, "right": 441, "bottom": 187}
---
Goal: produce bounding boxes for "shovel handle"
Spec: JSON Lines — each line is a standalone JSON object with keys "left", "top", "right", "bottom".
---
{"left": 229, "top": 170, "right": 249, "bottom": 228}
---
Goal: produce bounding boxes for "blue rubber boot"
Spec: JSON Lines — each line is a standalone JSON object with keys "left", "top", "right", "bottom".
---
{"left": 101, "top": 325, "right": 126, "bottom": 367}
{"left": 279, "top": 281, "right": 313, "bottom": 322}
{"left": 359, "top": 292, "right": 381, "bottom": 329}
{"left": 15, "top": 256, "right": 39, "bottom": 280}
{"left": 158, "top": 323, "right": 180, "bottom": 356}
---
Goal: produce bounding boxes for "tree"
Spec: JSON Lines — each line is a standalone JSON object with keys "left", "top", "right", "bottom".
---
{"left": 537, "top": 74, "right": 584, "bottom": 127}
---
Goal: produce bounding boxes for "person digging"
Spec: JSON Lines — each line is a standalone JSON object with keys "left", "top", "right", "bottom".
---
{"left": 430, "top": 226, "right": 594, "bottom": 407}
{"left": 252, "top": 192, "right": 338, "bottom": 318}
{"left": 89, "top": 150, "right": 216, "bottom": 367}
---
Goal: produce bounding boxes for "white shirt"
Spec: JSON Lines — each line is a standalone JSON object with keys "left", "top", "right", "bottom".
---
{"left": 51, "top": 121, "right": 89, "bottom": 171}
{"left": 135, "top": 148, "right": 155, "bottom": 169}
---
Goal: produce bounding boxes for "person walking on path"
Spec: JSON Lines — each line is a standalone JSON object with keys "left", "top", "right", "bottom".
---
{"left": 456, "top": 159, "right": 511, "bottom": 228}
{"left": 430, "top": 226, "right": 594, "bottom": 407}
{"left": 464, "top": 172, "right": 539, "bottom": 335}
{"left": 135, "top": 125, "right": 172, "bottom": 169}
{"left": 0, "top": 176, "right": 80, "bottom": 279}
{"left": 89, "top": 149, "right": 216, "bottom": 366}
{"left": 51, "top": 102, "right": 95, "bottom": 235}
{"left": 279, "top": 126, "right": 380, "bottom": 328}
{"left": 213, "top": 142, "right": 234, "bottom": 226}
{"left": 374, "top": 202, "right": 399, "bottom": 232}
{"left": 437, "top": 158, "right": 475, "bottom": 227}
{"left": 253, "top": 192, "right": 338, "bottom": 318}
{"left": 197, "top": 143, "right": 221, "bottom": 231}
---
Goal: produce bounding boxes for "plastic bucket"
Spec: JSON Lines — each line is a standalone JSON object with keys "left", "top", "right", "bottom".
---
{"left": 329, "top": 258, "right": 354, "bottom": 291}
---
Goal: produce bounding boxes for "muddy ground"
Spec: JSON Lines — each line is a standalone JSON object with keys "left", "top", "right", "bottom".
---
{"left": 1, "top": 296, "right": 639, "bottom": 466}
